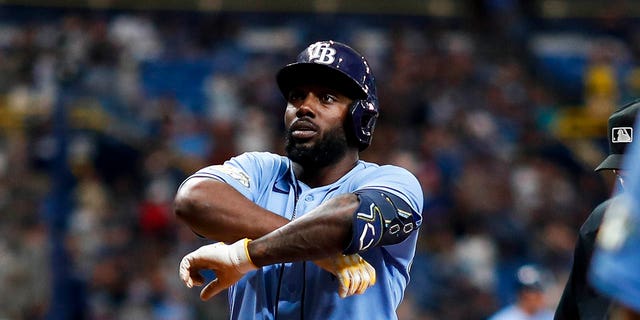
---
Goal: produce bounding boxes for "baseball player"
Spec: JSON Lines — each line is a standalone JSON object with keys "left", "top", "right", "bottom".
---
{"left": 174, "top": 40, "right": 424, "bottom": 320}
{"left": 589, "top": 109, "right": 640, "bottom": 320}
{"left": 488, "top": 265, "right": 554, "bottom": 320}
{"left": 554, "top": 99, "right": 640, "bottom": 319}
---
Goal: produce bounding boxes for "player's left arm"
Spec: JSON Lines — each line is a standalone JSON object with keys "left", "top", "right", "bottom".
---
{"left": 248, "top": 166, "right": 423, "bottom": 265}
{"left": 248, "top": 193, "right": 361, "bottom": 265}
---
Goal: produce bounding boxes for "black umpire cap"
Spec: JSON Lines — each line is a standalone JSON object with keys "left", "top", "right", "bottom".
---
{"left": 595, "top": 99, "right": 640, "bottom": 172}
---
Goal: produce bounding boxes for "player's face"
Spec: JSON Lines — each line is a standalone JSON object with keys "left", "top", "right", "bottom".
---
{"left": 284, "top": 84, "right": 352, "bottom": 167}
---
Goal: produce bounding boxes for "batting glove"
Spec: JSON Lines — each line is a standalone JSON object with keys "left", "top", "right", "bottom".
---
{"left": 179, "top": 238, "right": 257, "bottom": 301}
{"left": 314, "top": 254, "right": 377, "bottom": 298}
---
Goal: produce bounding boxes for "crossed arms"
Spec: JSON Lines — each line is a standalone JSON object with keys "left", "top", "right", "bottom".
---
{"left": 174, "top": 177, "right": 358, "bottom": 263}
{"left": 174, "top": 177, "right": 375, "bottom": 299}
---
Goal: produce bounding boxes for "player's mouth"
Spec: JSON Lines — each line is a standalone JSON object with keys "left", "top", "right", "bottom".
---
{"left": 290, "top": 120, "right": 318, "bottom": 140}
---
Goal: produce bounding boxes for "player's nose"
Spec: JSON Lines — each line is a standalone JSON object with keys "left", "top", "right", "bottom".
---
{"left": 296, "top": 93, "right": 318, "bottom": 118}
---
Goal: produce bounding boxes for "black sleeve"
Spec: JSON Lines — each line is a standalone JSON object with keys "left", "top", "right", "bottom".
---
{"left": 554, "top": 198, "right": 615, "bottom": 320}
{"left": 555, "top": 230, "right": 586, "bottom": 319}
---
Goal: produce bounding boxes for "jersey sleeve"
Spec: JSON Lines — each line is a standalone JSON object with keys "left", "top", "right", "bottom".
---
{"left": 182, "top": 152, "right": 285, "bottom": 201}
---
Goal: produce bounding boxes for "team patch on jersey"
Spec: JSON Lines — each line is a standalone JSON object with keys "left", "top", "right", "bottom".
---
{"left": 211, "top": 164, "right": 250, "bottom": 188}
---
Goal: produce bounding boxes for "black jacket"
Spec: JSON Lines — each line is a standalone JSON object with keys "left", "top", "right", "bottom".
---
{"left": 554, "top": 197, "right": 618, "bottom": 320}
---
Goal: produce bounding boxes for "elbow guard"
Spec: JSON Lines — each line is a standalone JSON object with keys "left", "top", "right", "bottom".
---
{"left": 343, "top": 189, "right": 422, "bottom": 255}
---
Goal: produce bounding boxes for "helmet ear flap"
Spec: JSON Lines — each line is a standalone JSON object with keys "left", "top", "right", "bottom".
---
{"left": 349, "top": 99, "right": 379, "bottom": 151}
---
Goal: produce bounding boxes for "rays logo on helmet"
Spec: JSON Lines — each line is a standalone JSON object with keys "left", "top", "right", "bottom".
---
{"left": 307, "top": 42, "right": 337, "bottom": 64}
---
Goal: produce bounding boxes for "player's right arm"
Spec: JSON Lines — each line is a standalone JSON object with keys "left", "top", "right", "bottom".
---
{"left": 175, "top": 153, "right": 292, "bottom": 243}
{"left": 174, "top": 177, "right": 288, "bottom": 244}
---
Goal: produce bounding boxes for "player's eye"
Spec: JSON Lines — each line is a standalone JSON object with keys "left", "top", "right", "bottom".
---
{"left": 288, "top": 90, "right": 306, "bottom": 102}
{"left": 320, "top": 93, "right": 337, "bottom": 104}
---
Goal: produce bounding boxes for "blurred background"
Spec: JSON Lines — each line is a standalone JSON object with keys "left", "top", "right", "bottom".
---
{"left": 0, "top": 0, "right": 637, "bottom": 319}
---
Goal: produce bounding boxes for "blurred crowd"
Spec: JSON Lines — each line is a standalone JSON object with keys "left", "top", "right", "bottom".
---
{"left": 0, "top": 3, "right": 638, "bottom": 320}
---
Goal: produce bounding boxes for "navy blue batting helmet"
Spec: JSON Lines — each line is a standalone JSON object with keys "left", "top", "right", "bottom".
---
{"left": 276, "top": 40, "right": 379, "bottom": 151}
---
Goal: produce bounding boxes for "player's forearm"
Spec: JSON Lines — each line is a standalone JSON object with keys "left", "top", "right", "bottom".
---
{"left": 174, "top": 177, "right": 289, "bottom": 243}
{"left": 247, "top": 193, "right": 357, "bottom": 266}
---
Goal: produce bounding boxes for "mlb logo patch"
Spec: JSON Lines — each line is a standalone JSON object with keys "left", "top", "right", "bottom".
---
{"left": 612, "top": 127, "right": 633, "bottom": 143}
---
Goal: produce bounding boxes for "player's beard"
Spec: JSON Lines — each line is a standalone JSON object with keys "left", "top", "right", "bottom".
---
{"left": 285, "top": 124, "right": 348, "bottom": 169}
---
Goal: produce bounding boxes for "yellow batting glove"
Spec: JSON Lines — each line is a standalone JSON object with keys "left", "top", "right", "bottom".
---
{"left": 314, "top": 254, "right": 376, "bottom": 298}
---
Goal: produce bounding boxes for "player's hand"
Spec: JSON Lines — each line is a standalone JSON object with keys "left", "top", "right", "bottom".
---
{"left": 179, "top": 238, "right": 257, "bottom": 301}
{"left": 314, "top": 254, "right": 376, "bottom": 298}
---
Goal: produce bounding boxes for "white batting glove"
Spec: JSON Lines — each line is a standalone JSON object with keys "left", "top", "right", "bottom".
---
{"left": 179, "top": 238, "right": 257, "bottom": 301}
{"left": 314, "top": 254, "right": 377, "bottom": 298}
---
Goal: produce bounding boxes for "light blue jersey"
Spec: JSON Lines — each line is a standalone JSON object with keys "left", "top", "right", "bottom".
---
{"left": 186, "top": 151, "right": 424, "bottom": 320}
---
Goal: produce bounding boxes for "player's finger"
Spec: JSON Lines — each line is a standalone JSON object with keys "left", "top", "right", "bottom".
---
{"left": 357, "top": 258, "right": 375, "bottom": 289}
{"left": 180, "top": 256, "right": 195, "bottom": 287}
{"left": 355, "top": 256, "right": 376, "bottom": 291}
{"left": 344, "top": 268, "right": 356, "bottom": 296}
{"left": 336, "top": 272, "right": 349, "bottom": 298}
{"left": 200, "top": 278, "right": 224, "bottom": 301}
{"left": 351, "top": 268, "right": 363, "bottom": 296}
{"left": 365, "top": 261, "right": 376, "bottom": 286}
{"left": 180, "top": 254, "right": 206, "bottom": 287}
{"left": 354, "top": 267, "right": 369, "bottom": 295}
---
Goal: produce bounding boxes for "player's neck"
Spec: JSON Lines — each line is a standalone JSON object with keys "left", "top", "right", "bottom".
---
{"left": 295, "top": 153, "right": 359, "bottom": 188}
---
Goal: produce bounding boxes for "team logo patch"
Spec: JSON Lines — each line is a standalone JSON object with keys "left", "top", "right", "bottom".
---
{"left": 211, "top": 165, "right": 250, "bottom": 188}
{"left": 611, "top": 127, "right": 633, "bottom": 143}
{"left": 307, "top": 42, "right": 337, "bottom": 65}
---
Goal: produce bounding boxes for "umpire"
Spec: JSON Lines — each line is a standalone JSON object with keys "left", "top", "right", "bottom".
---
{"left": 554, "top": 99, "right": 640, "bottom": 319}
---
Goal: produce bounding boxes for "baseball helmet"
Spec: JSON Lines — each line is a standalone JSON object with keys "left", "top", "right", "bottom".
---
{"left": 276, "top": 40, "right": 379, "bottom": 151}
{"left": 595, "top": 99, "right": 640, "bottom": 171}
